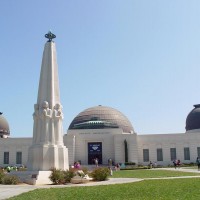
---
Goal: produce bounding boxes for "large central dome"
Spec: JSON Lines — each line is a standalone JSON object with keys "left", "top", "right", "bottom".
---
{"left": 68, "top": 105, "right": 134, "bottom": 133}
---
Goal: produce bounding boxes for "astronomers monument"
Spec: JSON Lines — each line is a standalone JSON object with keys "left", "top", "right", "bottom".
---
{"left": 16, "top": 32, "right": 69, "bottom": 184}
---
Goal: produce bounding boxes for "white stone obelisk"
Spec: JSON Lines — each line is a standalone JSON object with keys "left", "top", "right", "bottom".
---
{"left": 25, "top": 32, "right": 69, "bottom": 184}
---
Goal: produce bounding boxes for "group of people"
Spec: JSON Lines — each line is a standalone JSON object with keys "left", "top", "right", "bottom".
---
{"left": 107, "top": 158, "right": 121, "bottom": 176}
{"left": 115, "top": 163, "right": 120, "bottom": 171}
{"left": 173, "top": 157, "right": 200, "bottom": 171}
{"left": 0, "top": 165, "right": 25, "bottom": 173}
{"left": 148, "top": 161, "right": 157, "bottom": 169}
{"left": 108, "top": 159, "right": 120, "bottom": 169}
{"left": 74, "top": 157, "right": 200, "bottom": 172}
{"left": 173, "top": 159, "right": 181, "bottom": 169}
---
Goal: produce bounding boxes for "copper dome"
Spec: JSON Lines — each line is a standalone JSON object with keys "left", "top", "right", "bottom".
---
{"left": 68, "top": 105, "right": 134, "bottom": 133}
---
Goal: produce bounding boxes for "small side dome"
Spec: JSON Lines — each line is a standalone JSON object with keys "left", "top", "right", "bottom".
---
{"left": 68, "top": 105, "right": 134, "bottom": 133}
{"left": 0, "top": 113, "right": 10, "bottom": 138}
{"left": 186, "top": 104, "right": 200, "bottom": 131}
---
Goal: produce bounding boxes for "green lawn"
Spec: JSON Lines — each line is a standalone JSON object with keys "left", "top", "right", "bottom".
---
{"left": 112, "top": 169, "right": 199, "bottom": 178}
{"left": 8, "top": 169, "right": 200, "bottom": 200}
{"left": 182, "top": 166, "right": 198, "bottom": 169}
{"left": 9, "top": 178, "right": 200, "bottom": 200}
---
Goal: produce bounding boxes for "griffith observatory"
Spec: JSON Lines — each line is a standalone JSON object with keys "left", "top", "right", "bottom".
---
{"left": 1, "top": 33, "right": 200, "bottom": 168}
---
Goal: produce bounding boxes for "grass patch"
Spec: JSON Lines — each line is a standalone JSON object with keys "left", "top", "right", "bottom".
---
{"left": 9, "top": 178, "right": 200, "bottom": 200}
{"left": 182, "top": 166, "right": 198, "bottom": 169}
{"left": 112, "top": 169, "right": 199, "bottom": 178}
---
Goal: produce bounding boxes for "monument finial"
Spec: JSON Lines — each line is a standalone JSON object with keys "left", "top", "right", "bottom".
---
{"left": 45, "top": 31, "right": 56, "bottom": 42}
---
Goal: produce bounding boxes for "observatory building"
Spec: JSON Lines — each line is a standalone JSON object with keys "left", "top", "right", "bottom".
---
{"left": 1, "top": 33, "right": 200, "bottom": 168}
{"left": 1, "top": 103, "right": 200, "bottom": 167}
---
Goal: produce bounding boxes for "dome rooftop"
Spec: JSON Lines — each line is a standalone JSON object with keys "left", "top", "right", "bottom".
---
{"left": 0, "top": 113, "right": 10, "bottom": 138}
{"left": 186, "top": 104, "right": 200, "bottom": 131}
{"left": 68, "top": 105, "right": 134, "bottom": 133}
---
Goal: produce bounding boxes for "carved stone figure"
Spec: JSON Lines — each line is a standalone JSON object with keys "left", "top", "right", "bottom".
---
{"left": 53, "top": 103, "right": 64, "bottom": 145}
{"left": 40, "top": 101, "right": 52, "bottom": 144}
{"left": 32, "top": 104, "right": 39, "bottom": 143}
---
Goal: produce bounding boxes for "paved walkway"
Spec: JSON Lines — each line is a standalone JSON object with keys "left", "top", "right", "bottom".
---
{"left": 1, "top": 167, "right": 200, "bottom": 200}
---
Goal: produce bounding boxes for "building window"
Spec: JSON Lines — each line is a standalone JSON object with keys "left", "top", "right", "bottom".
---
{"left": 197, "top": 147, "right": 200, "bottom": 158}
{"left": 143, "top": 149, "right": 149, "bottom": 162}
{"left": 157, "top": 148, "right": 163, "bottom": 161}
{"left": 16, "top": 152, "right": 22, "bottom": 164}
{"left": 4, "top": 152, "right": 9, "bottom": 164}
{"left": 184, "top": 147, "right": 190, "bottom": 160}
{"left": 170, "top": 148, "right": 176, "bottom": 161}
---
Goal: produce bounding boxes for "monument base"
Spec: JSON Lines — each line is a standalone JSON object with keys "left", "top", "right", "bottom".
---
{"left": 10, "top": 171, "right": 52, "bottom": 185}
{"left": 27, "top": 144, "right": 69, "bottom": 171}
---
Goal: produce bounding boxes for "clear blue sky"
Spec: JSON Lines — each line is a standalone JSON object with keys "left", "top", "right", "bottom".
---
{"left": 1, "top": 0, "right": 200, "bottom": 137}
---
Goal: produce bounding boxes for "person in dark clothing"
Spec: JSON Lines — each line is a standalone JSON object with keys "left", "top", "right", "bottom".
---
{"left": 173, "top": 159, "right": 177, "bottom": 169}
{"left": 196, "top": 157, "right": 200, "bottom": 171}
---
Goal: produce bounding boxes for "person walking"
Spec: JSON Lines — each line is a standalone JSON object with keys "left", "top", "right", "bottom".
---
{"left": 177, "top": 159, "right": 181, "bottom": 168}
{"left": 196, "top": 157, "right": 200, "bottom": 171}
{"left": 109, "top": 167, "right": 113, "bottom": 176}
{"left": 95, "top": 158, "right": 98, "bottom": 167}
{"left": 108, "top": 158, "right": 112, "bottom": 167}
{"left": 173, "top": 159, "right": 177, "bottom": 169}
{"left": 149, "top": 161, "right": 153, "bottom": 169}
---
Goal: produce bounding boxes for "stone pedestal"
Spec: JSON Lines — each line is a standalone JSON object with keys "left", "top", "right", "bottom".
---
{"left": 27, "top": 144, "right": 68, "bottom": 171}
{"left": 11, "top": 171, "right": 52, "bottom": 185}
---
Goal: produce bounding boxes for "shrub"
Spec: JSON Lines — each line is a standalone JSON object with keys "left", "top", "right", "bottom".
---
{"left": 49, "top": 167, "right": 90, "bottom": 184}
{"left": 49, "top": 168, "right": 65, "bottom": 185}
{"left": 91, "top": 167, "right": 110, "bottom": 181}
{"left": 18, "top": 167, "right": 27, "bottom": 171}
{"left": 0, "top": 171, "right": 5, "bottom": 184}
{"left": 182, "top": 162, "right": 195, "bottom": 167}
{"left": 63, "top": 169, "right": 75, "bottom": 183}
{"left": 2, "top": 175, "right": 20, "bottom": 185}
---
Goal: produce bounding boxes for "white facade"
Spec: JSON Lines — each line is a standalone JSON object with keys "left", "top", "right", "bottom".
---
{"left": 137, "top": 131, "right": 200, "bottom": 166}
{"left": 64, "top": 128, "right": 138, "bottom": 165}
{"left": 1, "top": 129, "right": 200, "bottom": 167}
{"left": 0, "top": 138, "right": 32, "bottom": 167}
